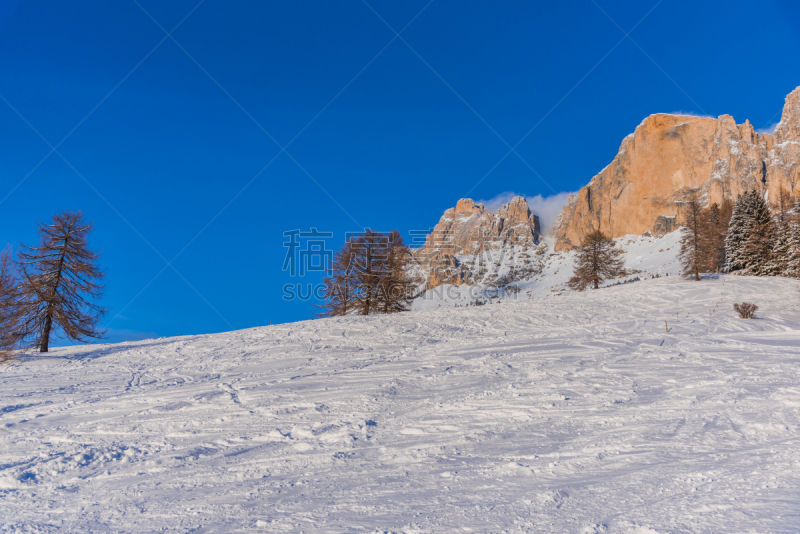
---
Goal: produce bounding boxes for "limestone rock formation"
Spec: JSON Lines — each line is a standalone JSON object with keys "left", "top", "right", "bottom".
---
{"left": 552, "top": 86, "right": 800, "bottom": 251}
{"left": 413, "top": 196, "right": 543, "bottom": 289}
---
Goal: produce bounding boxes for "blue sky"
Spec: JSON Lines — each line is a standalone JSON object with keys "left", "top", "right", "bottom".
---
{"left": 1, "top": 0, "right": 798, "bottom": 343}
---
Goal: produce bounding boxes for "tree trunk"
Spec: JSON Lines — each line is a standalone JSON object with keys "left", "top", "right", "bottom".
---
{"left": 40, "top": 236, "right": 68, "bottom": 352}
{"left": 40, "top": 311, "right": 52, "bottom": 352}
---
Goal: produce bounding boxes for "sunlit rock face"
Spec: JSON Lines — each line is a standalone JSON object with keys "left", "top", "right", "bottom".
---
{"left": 552, "top": 86, "right": 800, "bottom": 251}
{"left": 413, "top": 196, "right": 542, "bottom": 290}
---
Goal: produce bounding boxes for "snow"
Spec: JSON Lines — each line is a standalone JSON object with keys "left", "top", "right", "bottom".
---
{"left": 413, "top": 231, "right": 683, "bottom": 310}
{"left": 2, "top": 275, "right": 800, "bottom": 532}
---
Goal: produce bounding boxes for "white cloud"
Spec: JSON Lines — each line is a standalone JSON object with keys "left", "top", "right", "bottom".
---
{"left": 525, "top": 192, "right": 575, "bottom": 237}
{"left": 667, "top": 111, "right": 715, "bottom": 119}
{"left": 666, "top": 111, "right": 779, "bottom": 135}
{"left": 476, "top": 191, "right": 575, "bottom": 238}
{"left": 756, "top": 122, "right": 779, "bottom": 135}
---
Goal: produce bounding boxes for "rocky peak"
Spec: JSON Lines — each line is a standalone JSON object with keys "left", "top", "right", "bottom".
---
{"left": 495, "top": 196, "right": 541, "bottom": 243}
{"left": 552, "top": 85, "right": 800, "bottom": 251}
{"left": 413, "top": 196, "right": 542, "bottom": 289}
{"left": 455, "top": 198, "right": 484, "bottom": 214}
{"left": 775, "top": 86, "right": 800, "bottom": 140}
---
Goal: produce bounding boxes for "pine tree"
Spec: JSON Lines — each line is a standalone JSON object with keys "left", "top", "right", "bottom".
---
{"left": 0, "top": 247, "right": 21, "bottom": 359}
{"left": 679, "top": 192, "right": 714, "bottom": 280}
{"left": 725, "top": 193, "right": 752, "bottom": 273}
{"left": 769, "top": 188, "right": 793, "bottom": 275}
{"left": 725, "top": 190, "right": 773, "bottom": 274}
{"left": 16, "top": 212, "right": 106, "bottom": 352}
{"left": 787, "top": 197, "right": 800, "bottom": 278}
{"left": 741, "top": 191, "right": 775, "bottom": 276}
{"left": 568, "top": 229, "right": 624, "bottom": 291}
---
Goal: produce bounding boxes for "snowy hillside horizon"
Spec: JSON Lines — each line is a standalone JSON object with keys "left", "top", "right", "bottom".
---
{"left": 3, "top": 275, "right": 800, "bottom": 531}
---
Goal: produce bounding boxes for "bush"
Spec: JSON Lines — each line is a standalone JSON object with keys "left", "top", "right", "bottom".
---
{"left": 733, "top": 302, "right": 758, "bottom": 319}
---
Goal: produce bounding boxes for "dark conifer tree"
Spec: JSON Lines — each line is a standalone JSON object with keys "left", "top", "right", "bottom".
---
{"left": 725, "top": 192, "right": 755, "bottom": 273}
{"left": 741, "top": 191, "right": 775, "bottom": 276}
{"left": 788, "top": 196, "right": 800, "bottom": 278}
{"left": 568, "top": 229, "right": 624, "bottom": 290}
{"left": 769, "top": 188, "right": 793, "bottom": 275}
{"left": 679, "top": 192, "right": 714, "bottom": 280}
{"left": 16, "top": 212, "right": 106, "bottom": 352}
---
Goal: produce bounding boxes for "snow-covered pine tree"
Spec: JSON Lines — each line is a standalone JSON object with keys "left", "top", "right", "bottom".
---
{"left": 724, "top": 193, "right": 752, "bottom": 273}
{"left": 741, "top": 190, "right": 775, "bottom": 276}
{"left": 769, "top": 188, "right": 793, "bottom": 276}
{"left": 787, "top": 196, "right": 800, "bottom": 278}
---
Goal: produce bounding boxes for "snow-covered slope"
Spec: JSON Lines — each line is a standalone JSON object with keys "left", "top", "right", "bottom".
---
{"left": 412, "top": 231, "right": 683, "bottom": 311}
{"left": 2, "top": 276, "right": 800, "bottom": 532}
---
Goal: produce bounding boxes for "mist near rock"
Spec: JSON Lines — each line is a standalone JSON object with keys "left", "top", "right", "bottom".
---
{"left": 478, "top": 191, "right": 575, "bottom": 237}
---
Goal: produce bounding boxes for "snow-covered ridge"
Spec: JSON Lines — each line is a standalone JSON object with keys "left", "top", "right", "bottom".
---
{"left": 2, "top": 275, "right": 800, "bottom": 531}
{"left": 412, "top": 230, "right": 682, "bottom": 310}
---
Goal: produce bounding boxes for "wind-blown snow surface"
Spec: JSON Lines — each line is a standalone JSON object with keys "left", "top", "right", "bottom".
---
{"left": 3, "top": 276, "right": 800, "bottom": 532}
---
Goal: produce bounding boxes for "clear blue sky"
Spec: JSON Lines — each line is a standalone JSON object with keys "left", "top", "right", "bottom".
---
{"left": 1, "top": 0, "right": 798, "bottom": 343}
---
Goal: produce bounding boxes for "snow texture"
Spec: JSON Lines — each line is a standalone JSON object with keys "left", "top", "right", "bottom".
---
{"left": 2, "top": 276, "right": 800, "bottom": 532}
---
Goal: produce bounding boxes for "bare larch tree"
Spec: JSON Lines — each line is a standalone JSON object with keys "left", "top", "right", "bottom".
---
{"left": 708, "top": 199, "right": 732, "bottom": 271}
{"left": 377, "top": 230, "right": 415, "bottom": 314}
{"left": 17, "top": 212, "right": 106, "bottom": 352}
{"left": 0, "top": 247, "right": 21, "bottom": 359}
{"left": 348, "top": 230, "right": 385, "bottom": 316}
{"left": 568, "top": 229, "right": 624, "bottom": 291}
{"left": 319, "top": 229, "right": 415, "bottom": 317}
{"left": 317, "top": 239, "right": 357, "bottom": 318}
{"left": 679, "top": 191, "right": 714, "bottom": 280}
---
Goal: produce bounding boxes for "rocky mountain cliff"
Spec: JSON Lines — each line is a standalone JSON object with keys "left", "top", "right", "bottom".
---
{"left": 552, "top": 86, "right": 800, "bottom": 250}
{"left": 412, "top": 196, "right": 544, "bottom": 290}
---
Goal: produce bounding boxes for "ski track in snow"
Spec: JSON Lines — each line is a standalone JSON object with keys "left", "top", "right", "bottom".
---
{"left": 2, "top": 276, "right": 800, "bottom": 533}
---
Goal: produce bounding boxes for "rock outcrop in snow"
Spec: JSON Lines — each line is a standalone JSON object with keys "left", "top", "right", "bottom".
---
{"left": 413, "top": 196, "right": 542, "bottom": 290}
{"left": 552, "top": 86, "right": 800, "bottom": 251}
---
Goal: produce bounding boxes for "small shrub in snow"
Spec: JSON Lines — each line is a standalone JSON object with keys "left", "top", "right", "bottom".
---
{"left": 733, "top": 302, "right": 758, "bottom": 319}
